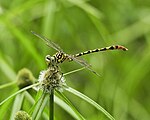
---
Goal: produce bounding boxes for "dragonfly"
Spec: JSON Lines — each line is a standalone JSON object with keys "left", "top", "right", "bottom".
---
{"left": 31, "top": 31, "right": 128, "bottom": 76}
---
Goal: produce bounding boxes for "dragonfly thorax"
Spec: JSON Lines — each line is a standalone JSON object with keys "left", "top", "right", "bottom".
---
{"left": 54, "top": 51, "right": 68, "bottom": 64}
{"left": 45, "top": 52, "right": 69, "bottom": 66}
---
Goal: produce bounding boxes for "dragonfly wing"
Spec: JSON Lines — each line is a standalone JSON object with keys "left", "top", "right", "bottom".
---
{"left": 31, "top": 31, "right": 63, "bottom": 52}
{"left": 69, "top": 55, "right": 101, "bottom": 76}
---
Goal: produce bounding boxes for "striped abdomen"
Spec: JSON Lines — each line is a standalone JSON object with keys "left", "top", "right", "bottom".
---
{"left": 75, "top": 45, "right": 128, "bottom": 57}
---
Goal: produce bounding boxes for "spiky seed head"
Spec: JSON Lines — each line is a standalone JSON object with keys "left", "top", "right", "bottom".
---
{"left": 37, "top": 66, "right": 66, "bottom": 93}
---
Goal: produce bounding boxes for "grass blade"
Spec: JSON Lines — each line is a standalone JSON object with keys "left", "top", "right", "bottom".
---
{"left": 56, "top": 91, "right": 85, "bottom": 120}
{"left": 0, "top": 83, "right": 40, "bottom": 106}
{"left": 64, "top": 86, "right": 115, "bottom": 120}
{"left": 10, "top": 93, "right": 25, "bottom": 120}
{"left": 35, "top": 94, "right": 48, "bottom": 120}
{"left": 32, "top": 91, "right": 47, "bottom": 120}
{"left": 0, "top": 81, "right": 17, "bottom": 90}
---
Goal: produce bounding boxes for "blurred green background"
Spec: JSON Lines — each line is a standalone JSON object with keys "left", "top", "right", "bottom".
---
{"left": 0, "top": 0, "right": 150, "bottom": 120}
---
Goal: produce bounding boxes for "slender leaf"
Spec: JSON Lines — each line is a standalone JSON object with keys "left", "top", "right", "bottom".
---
{"left": 64, "top": 86, "right": 115, "bottom": 120}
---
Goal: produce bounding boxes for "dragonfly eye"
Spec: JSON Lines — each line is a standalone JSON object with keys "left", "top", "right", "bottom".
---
{"left": 50, "top": 57, "right": 56, "bottom": 64}
{"left": 45, "top": 55, "right": 51, "bottom": 62}
{"left": 45, "top": 55, "right": 56, "bottom": 65}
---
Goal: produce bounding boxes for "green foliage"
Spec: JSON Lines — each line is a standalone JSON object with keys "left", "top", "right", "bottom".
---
{"left": 0, "top": 0, "right": 150, "bottom": 120}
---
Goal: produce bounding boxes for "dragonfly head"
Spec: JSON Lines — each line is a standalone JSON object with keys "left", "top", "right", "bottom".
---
{"left": 45, "top": 55, "right": 56, "bottom": 66}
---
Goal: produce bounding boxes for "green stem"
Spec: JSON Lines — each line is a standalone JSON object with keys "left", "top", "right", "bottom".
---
{"left": 50, "top": 89, "right": 54, "bottom": 120}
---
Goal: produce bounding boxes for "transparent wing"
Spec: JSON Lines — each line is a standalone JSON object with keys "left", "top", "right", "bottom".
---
{"left": 68, "top": 55, "right": 101, "bottom": 76}
{"left": 31, "top": 31, "right": 100, "bottom": 76}
{"left": 31, "top": 31, "right": 63, "bottom": 52}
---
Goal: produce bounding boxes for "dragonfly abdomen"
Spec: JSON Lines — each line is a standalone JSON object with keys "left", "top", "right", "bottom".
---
{"left": 75, "top": 45, "right": 128, "bottom": 57}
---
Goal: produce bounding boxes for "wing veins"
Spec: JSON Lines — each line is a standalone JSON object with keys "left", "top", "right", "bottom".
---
{"left": 31, "top": 31, "right": 63, "bottom": 52}
{"left": 69, "top": 55, "right": 100, "bottom": 76}
{"left": 31, "top": 31, "right": 100, "bottom": 76}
